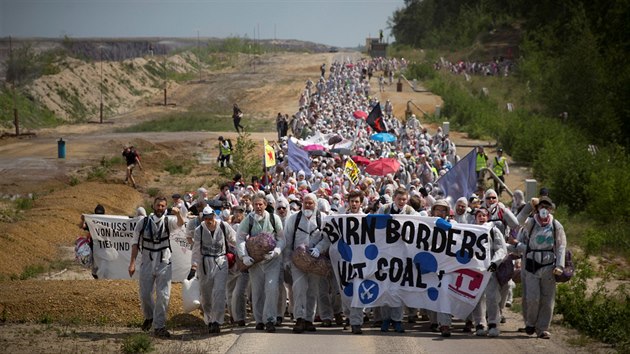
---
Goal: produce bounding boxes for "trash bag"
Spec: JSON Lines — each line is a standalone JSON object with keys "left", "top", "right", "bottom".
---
{"left": 182, "top": 277, "right": 201, "bottom": 313}
{"left": 291, "top": 245, "right": 332, "bottom": 277}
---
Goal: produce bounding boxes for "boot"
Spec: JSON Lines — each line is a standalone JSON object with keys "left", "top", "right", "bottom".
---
{"left": 351, "top": 325, "right": 363, "bottom": 334}
{"left": 292, "top": 318, "right": 305, "bottom": 333}
{"left": 393, "top": 321, "right": 405, "bottom": 333}
{"left": 380, "top": 319, "right": 391, "bottom": 332}
{"left": 305, "top": 321, "right": 316, "bottom": 332}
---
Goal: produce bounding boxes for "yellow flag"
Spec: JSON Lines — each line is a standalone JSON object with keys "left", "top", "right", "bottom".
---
{"left": 264, "top": 139, "right": 276, "bottom": 167}
{"left": 344, "top": 158, "right": 360, "bottom": 184}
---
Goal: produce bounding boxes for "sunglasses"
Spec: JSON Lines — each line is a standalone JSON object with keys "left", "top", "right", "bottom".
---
{"left": 486, "top": 196, "right": 497, "bottom": 200}
{"left": 277, "top": 207, "right": 287, "bottom": 210}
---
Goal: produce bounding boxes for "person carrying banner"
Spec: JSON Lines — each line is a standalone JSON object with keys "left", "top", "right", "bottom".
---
{"left": 284, "top": 193, "right": 328, "bottom": 333}
{"left": 188, "top": 206, "right": 236, "bottom": 334}
{"left": 471, "top": 207, "right": 508, "bottom": 337}
{"left": 128, "top": 196, "right": 185, "bottom": 338}
{"left": 236, "top": 192, "right": 285, "bottom": 333}
{"left": 342, "top": 190, "right": 367, "bottom": 334}
{"left": 376, "top": 187, "right": 418, "bottom": 333}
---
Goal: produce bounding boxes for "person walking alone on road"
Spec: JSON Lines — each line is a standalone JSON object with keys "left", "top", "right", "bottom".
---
{"left": 122, "top": 145, "right": 142, "bottom": 188}
{"left": 128, "top": 196, "right": 185, "bottom": 338}
{"left": 233, "top": 103, "right": 244, "bottom": 133}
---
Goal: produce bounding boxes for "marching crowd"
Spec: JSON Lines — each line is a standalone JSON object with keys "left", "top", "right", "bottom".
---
{"left": 125, "top": 56, "right": 567, "bottom": 341}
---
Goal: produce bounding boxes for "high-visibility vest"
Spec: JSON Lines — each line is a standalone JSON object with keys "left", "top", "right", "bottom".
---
{"left": 220, "top": 142, "right": 231, "bottom": 156}
{"left": 493, "top": 156, "right": 506, "bottom": 176}
{"left": 476, "top": 154, "right": 487, "bottom": 172}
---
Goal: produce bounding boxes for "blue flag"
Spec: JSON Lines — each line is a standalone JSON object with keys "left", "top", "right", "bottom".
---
{"left": 437, "top": 149, "right": 477, "bottom": 202}
{"left": 288, "top": 139, "right": 312, "bottom": 177}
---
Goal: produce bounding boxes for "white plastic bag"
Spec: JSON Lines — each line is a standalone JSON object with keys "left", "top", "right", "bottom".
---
{"left": 75, "top": 236, "right": 92, "bottom": 268}
{"left": 182, "top": 277, "right": 201, "bottom": 313}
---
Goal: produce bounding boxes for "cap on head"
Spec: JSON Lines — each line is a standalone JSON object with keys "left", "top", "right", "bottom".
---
{"left": 202, "top": 206, "right": 214, "bottom": 219}
{"left": 172, "top": 193, "right": 181, "bottom": 199}
{"left": 537, "top": 196, "right": 555, "bottom": 209}
{"left": 431, "top": 199, "right": 450, "bottom": 213}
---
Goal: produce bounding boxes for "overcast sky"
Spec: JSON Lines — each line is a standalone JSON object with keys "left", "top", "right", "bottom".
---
{"left": 0, "top": 0, "right": 405, "bottom": 48}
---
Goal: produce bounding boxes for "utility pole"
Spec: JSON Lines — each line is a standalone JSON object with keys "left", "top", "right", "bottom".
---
{"left": 163, "top": 44, "right": 167, "bottom": 106}
{"left": 197, "top": 30, "right": 201, "bottom": 82}
{"left": 99, "top": 46, "right": 104, "bottom": 123}
{"left": 9, "top": 36, "right": 19, "bottom": 136}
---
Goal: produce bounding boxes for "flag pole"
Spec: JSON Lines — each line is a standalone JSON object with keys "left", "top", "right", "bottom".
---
{"left": 263, "top": 139, "right": 269, "bottom": 186}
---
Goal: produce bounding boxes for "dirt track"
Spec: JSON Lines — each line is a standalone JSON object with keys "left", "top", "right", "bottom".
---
{"left": 0, "top": 51, "right": 600, "bottom": 353}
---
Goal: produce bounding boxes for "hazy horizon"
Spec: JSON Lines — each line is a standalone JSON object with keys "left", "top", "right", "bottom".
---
{"left": 0, "top": 0, "right": 405, "bottom": 48}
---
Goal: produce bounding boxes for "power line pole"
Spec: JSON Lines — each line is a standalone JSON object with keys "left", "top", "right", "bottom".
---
{"left": 197, "top": 30, "right": 201, "bottom": 82}
{"left": 100, "top": 46, "right": 104, "bottom": 123}
{"left": 9, "top": 36, "right": 19, "bottom": 136}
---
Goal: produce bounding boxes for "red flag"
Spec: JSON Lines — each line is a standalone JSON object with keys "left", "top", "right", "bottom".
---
{"left": 366, "top": 103, "right": 386, "bottom": 132}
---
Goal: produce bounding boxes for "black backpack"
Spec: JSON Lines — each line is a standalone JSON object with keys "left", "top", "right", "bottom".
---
{"left": 227, "top": 139, "right": 233, "bottom": 150}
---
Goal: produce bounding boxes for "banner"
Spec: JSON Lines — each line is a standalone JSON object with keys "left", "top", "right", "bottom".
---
{"left": 322, "top": 214, "right": 492, "bottom": 319}
{"left": 84, "top": 214, "right": 192, "bottom": 281}
{"left": 264, "top": 138, "right": 276, "bottom": 167}
{"left": 344, "top": 158, "right": 360, "bottom": 184}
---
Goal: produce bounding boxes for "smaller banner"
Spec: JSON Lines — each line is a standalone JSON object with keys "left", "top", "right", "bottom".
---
{"left": 344, "top": 158, "right": 360, "bottom": 184}
{"left": 84, "top": 214, "right": 192, "bottom": 281}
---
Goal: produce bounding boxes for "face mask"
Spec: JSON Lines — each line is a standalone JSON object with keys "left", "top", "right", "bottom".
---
{"left": 302, "top": 209, "right": 314, "bottom": 218}
{"left": 539, "top": 208, "right": 550, "bottom": 218}
{"left": 221, "top": 210, "right": 231, "bottom": 219}
{"left": 332, "top": 200, "right": 340, "bottom": 206}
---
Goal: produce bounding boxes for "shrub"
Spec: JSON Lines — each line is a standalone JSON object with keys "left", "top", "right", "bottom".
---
{"left": 556, "top": 261, "right": 630, "bottom": 350}
{"left": 214, "top": 133, "right": 262, "bottom": 184}
{"left": 121, "top": 333, "right": 153, "bottom": 354}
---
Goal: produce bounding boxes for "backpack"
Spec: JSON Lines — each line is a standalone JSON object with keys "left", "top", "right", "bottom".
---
{"left": 227, "top": 139, "right": 233, "bottom": 150}
{"left": 526, "top": 219, "right": 574, "bottom": 283}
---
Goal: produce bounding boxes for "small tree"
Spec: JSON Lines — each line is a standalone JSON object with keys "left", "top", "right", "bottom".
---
{"left": 214, "top": 133, "right": 263, "bottom": 183}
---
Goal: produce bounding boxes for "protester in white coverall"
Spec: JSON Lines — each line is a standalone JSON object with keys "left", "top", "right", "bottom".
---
{"left": 376, "top": 187, "right": 418, "bottom": 334}
{"left": 237, "top": 193, "right": 285, "bottom": 333}
{"left": 471, "top": 207, "right": 507, "bottom": 337}
{"left": 342, "top": 190, "right": 367, "bottom": 334}
{"left": 513, "top": 196, "right": 566, "bottom": 339}
{"left": 284, "top": 193, "right": 328, "bottom": 333}
{"left": 275, "top": 197, "right": 293, "bottom": 325}
{"left": 427, "top": 198, "right": 457, "bottom": 337}
{"left": 188, "top": 206, "right": 236, "bottom": 334}
{"left": 484, "top": 188, "right": 519, "bottom": 323}
{"left": 129, "top": 196, "right": 184, "bottom": 338}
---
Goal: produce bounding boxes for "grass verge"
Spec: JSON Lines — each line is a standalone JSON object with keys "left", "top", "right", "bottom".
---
{"left": 117, "top": 111, "right": 274, "bottom": 133}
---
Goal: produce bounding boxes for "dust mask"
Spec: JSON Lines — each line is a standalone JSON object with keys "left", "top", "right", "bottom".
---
{"left": 538, "top": 208, "right": 550, "bottom": 218}
{"left": 302, "top": 209, "right": 314, "bottom": 218}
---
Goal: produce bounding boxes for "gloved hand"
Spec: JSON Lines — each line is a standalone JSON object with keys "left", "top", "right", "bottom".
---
{"left": 310, "top": 248, "right": 320, "bottom": 258}
{"left": 435, "top": 218, "right": 452, "bottom": 231}
{"left": 487, "top": 263, "right": 497, "bottom": 272}
{"left": 264, "top": 247, "right": 282, "bottom": 260}
{"left": 187, "top": 268, "right": 196, "bottom": 280}
{"left": 243, "top": 256, "right": 255, "bottom": 266}
{"left": 553, "top": 267, "right": 563, "bottom": 276}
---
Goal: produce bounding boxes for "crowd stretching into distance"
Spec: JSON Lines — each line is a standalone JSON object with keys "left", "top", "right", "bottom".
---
{"left": 120, "top": 56, "right": 567, "bottom": 340}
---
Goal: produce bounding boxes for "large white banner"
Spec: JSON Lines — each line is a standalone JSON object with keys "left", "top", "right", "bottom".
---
{"left": 322, "top": 214, "right": 492, "bottom": 319}
{"left": 84, "top": 214, "right": 192, "bottom": 281}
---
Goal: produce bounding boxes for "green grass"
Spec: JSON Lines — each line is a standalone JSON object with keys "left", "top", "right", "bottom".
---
{"left": 0, "top": 88, "right": 62, "bottom": 130}
{"left": 117, "top": 111, "right": 274, "bottom": 133}
{"left": 164, "top": 159, "right": 193, "bottom": 175}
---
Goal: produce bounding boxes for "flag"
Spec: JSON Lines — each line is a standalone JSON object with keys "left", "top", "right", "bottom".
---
{"left": 288, "top": 139, "right": 312, "bottom": 177}
{"left": 264, "top": 139, "right": 276, "bottom": 167}
{"left": 436, "top": 149, "right": 477, "bottom": 202}
{"left": 366, "top": 103, "right": 386, "bottom": 133}
{"left": 344, "top": 158, "right": 360, "bottom": 184}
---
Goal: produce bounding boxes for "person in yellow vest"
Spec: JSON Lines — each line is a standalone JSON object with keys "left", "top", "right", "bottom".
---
{"left": 492, "top": 148, "right": 509, "bottom": 195}
{"left": 218, "top": 136, "right": 232, "bottom": 167}
{"left": 475, "top": 146, "right": 489, "bottom": 181}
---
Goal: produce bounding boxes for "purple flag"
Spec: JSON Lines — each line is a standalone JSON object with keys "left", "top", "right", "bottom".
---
{"left": 437, "top": 149, "right": 477, "bottom": 202}
{"left": 288, "top": 139, "right": 312, "bottom": 177}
